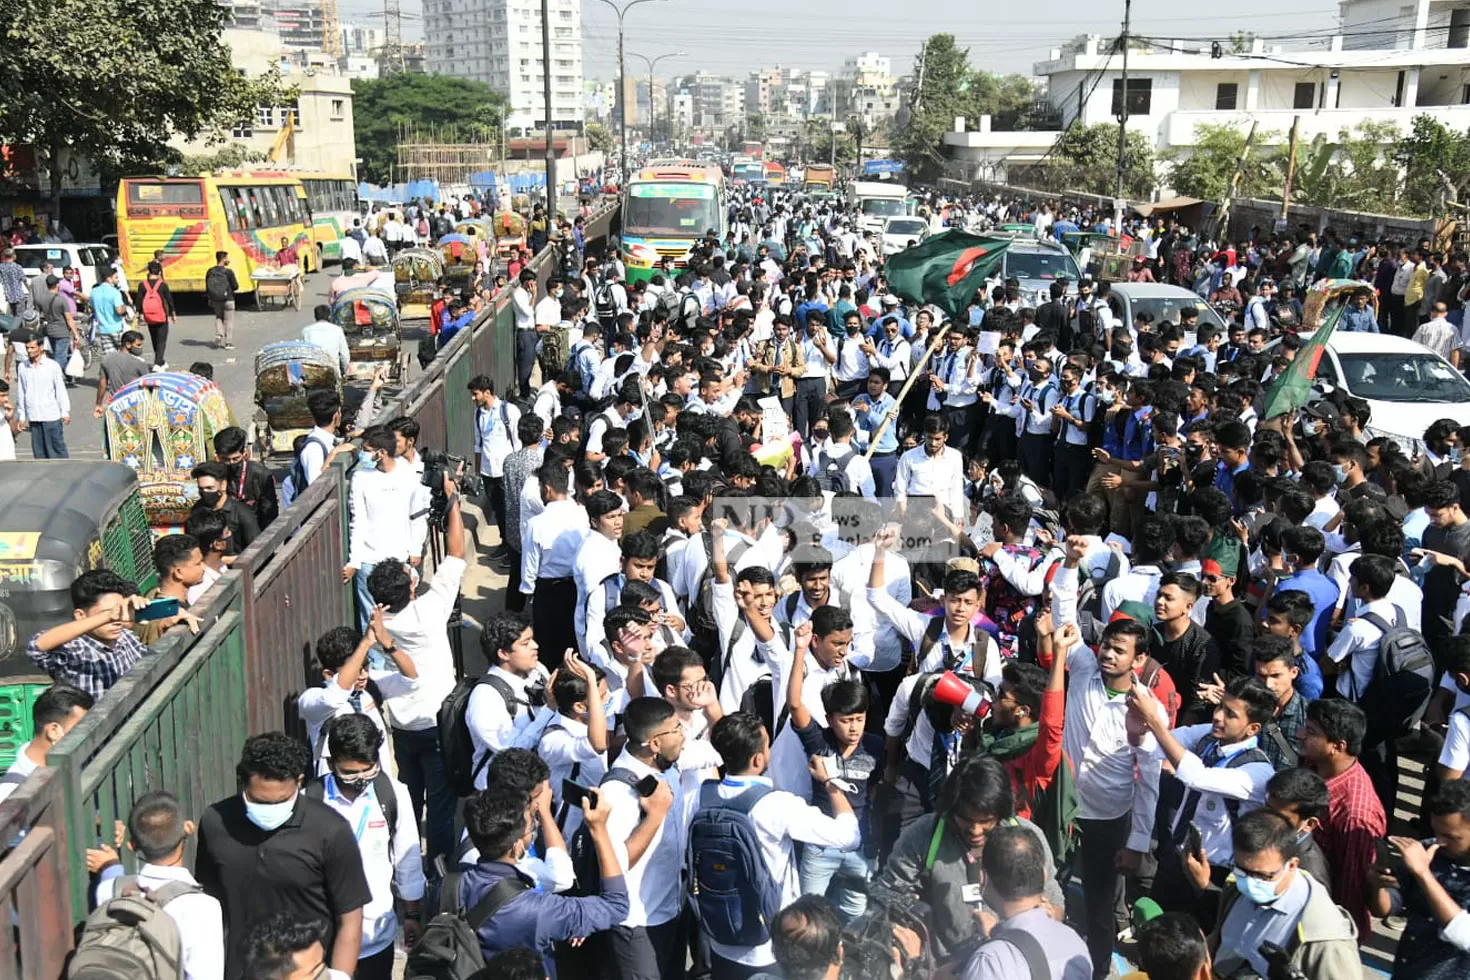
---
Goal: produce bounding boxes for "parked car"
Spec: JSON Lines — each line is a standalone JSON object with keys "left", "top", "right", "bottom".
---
{"left": 990, "top": 235, "right": 1083, "bottom": 306}
{"left": 14, "top": 243, "right": 114, "bottom": 305}
{"left": 1308, "top": 331, "right": 1470, "bottom": 450}
{"left": 879, "top": 216, "right": 930, "bottom": 256}
{"left": 1107, "top": 283, "right": 1228, "bottom": 342}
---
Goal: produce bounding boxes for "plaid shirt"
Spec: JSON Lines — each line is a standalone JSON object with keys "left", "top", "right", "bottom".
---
{"left": 26, "top": 629, "right": 146, "bottom": 700}
{"left": 0, "top": 261, "right": 26, "bottom": 305}
{"left": 1318, "top": 759, "right": 1387, "bottom": 939}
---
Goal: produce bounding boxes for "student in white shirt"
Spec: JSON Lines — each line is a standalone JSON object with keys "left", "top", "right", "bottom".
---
{"left": 1326, "top": 554, "right": 1403, "bottom": 701}
{"left": 893, "top": 414, "right": 966, "bottom": 524}
{"left": 574, "top": 490, "right": 626, "bottom": 654}
{"left": 765, "top": 605, "right": 858, "bottom": 799}
{"left": 312, "top": 715, "right": 425, "bottom": 979}
{"left": 585, "top": 531, "right": 683, "bottom": 662}
{"left": 695, "top": 711, "right": 860, "bottom": 976}
{"left": 95, "top": 791, "right": 225, "bottom": 980}
{"left": 817, "top": 410, "right": 876, "bottom": 498}
{"left": 466, "top": 612, "right": 552, "bottom": 790}
{"left": 522, "top": 463, "right": 589, "bottom": 661}
{"left": 710, "top": 520, "right": 788, "bottom": 714}
{"left": 1435, "top": 637, "right": 1470, "bottom": 780}
{"left": 344, "top": 428, "right": 429, "bottom": 631}
{"left": 603, "top": 696, "right": 724, "bottom": 980}
{"left": 534, "top": 652, "right": 609, "bottom": 838}
{"left": 298, "top": 618, "right": 418, "bottom": 774}
{"left": 471, "top": 376, "right": 523, "bottom": 544}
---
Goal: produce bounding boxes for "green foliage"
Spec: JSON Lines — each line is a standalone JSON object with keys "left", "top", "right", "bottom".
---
{"left": 800, "top": 118, "right": 857, "bottom": 166}
{"left": 0, "top": 0, "right": 289, "bottom": 207}
{"left": 1164, "top": 123, "right": 1278, "bottom": 201}
{"left": 585, "top": 121, "right": 614, "bottom": 153}
{"left": 894, "top": 33, "right": 1041, "bottom": 183}
{"left": 177, "top": 144, "right": 266, "bottom": 175}
{"left": 351, "top": 73, "right": 507, "bottom": 184}
{"left": 1395, "top": 113, "right": 1470, "bottom": 214}
{"left": 1041, "top": 123, "right": 1156, "bottom": 198}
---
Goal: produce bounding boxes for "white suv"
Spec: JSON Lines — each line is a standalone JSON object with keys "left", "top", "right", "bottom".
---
{"left": 14, "top": 243, "right": 115, "bottom": 305}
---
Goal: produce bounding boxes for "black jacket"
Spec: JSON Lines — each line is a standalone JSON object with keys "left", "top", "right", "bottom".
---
{"left": 229, "top": 461, "right": 279, "bottom": 530}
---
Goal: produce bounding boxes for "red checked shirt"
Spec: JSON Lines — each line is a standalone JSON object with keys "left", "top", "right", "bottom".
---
{"left": 1317, "top": 760, "right": 1386, "bottom": 938}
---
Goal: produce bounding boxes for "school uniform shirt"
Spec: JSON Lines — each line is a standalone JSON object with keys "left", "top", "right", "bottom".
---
{"left": 851, "top": 392, "right": 900, "bottom": 456}
{"left": 927, "top": 347, "right": 978, "bottom": 411}
{"left": 521, "top": 499, "right": 589, "bottom": 594}
{"left": 1014, "top": 379, "right": 1060, "bottom": 437}
{"left": 893, "top": 445, "right": 966, "bottom": 525}
{"left": 315, "top": 773, "right": 425, "bottom": 958}
{"left": 1156, "top": 725, "right": 1273, "bottom": 865}
{"left": 603, "top": 737, "right": 724, "bottom": 929}
{"left": 799, "top": 332, "right": 833, "bottom": 379}
{"left": 585, "top": 574, "right": 681, "bottom": 666}
{"left": 1099, "top": 564, "right": 1165, "bottom": 623}
{"left": 833, "top": 333, "right": 871, "bottom": 383}
{"left": 765, "top": 643, "right": 858, "bottom": 799}
{"left": 1327, "top": 597, "right": 1400, "bottom": 700}
{"left": 815, "top": 442, "right": 877, "bottom": 499}
{"left": 870, "top": 335, "right": 911, "bottom": 381}
{"left": 832, "top": 545, "right": 913, "bottom": 672}
{"left": 701, "top": 775, "right": 861, "bottom": 967}
{"left": 95, "top": 863, "right": 224, "bottom": 980}
{"left": 572, "top": 533, "right": 623, "bottom": 655}
{"left": 1306, "top": 494, "right": 1341, "bottom": 530}
{"left": 867, "top": 586, "right": 1004, "bottom": 682}
{"left": 677, "top": 526, "right": 785, "bottom": 619}
{"left": 298, "top": 673, "right": 417, "bottom": 773}
{"left": 475, "top": 399, "right": 522, "bottom": 479}
{"left": 379, "top": 556, "right": 466, "bottom": 734}
{"left": 536, "top": 714, "right": 608, "bottom": 838}
{"left": 713, "top": 580, "right": 785, "bottom": 713}
{"left": 466, "top": 665, "right": 551, "bottom": 790}
{"left": 1056, "top": 387, "right": 1096, "bottom": 446}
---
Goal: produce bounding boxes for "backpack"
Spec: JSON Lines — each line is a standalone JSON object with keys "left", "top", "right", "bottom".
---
{"left": 593, "top": 281, "right": 619, "bottom": 321}
{"left": 303, "top": 772, "right": 399, "bottom": 857}
{"left": 67, "top": 878, "right": 201, "bottom": 980}
{"left": 140, "top": 280, "right": 166, "bottom": 323}
{"left": 204, "top": 266, "right": 233, "bottom": 304}
{"left": 686, "top": 780, "right": 783, "bottom": 948}
{"left": 437, "top": 674, "right": 520, "bottom": 797}
{"left": 282, "top": 433, "right": 334, "bottom": 507}
{"left": 1260, "top": 720, "right": 1300, "bottom": 770}
{"left": 1355, "top": 609, "right": 1435, "bottom": 747}
{"left": 562, "top": 343, "right": 590, "bottom": 393}
{"left": 404, "top": 875, "right": 532, "bottom": 980}
{"left": 814, "top": 446, "right": 854, "bottom": 494}
{"left": 567, "top": 768, "right": 644, "bottom": 894}
{"left": 657, "top": 287, "right": 685, "bottom": 323}
{"left": 688, "top": 531, "right": 751, "bottom": 643}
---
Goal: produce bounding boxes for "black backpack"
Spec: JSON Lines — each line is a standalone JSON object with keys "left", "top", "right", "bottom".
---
{"left": 405, "top": 875, "right": 532, "bottom": 980}
{"left": 1355, "top": 609, "right": 1435, "bottom": 748}
{"left": 566, "top": 768, "right": 644, "bottom": 894}
{"left": 205, "top": 266, "right": 233, "bottom": 303}
{"left": 593, "top": 281, "right": 619, "bottom": 321}
{"left": 437, "top": 674, "right": 520, "bottom": 797}
{"left": 688, "top": 530, "right": 750, "bottom": 643}
{"left": 303, "top": 772, "right": 399, "bottom": 857}
{"left": 283, "top": 433, "right": 334, "bottom": 507}
{"left": 814, "top": 446, "right": 854, "bottom": 494}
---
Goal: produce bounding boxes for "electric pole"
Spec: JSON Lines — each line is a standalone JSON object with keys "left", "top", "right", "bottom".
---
{"left": 542, "top": 0, "right": 556, "bottom": 213}
{"left": 1113, "top": 0, "right": 1131, "bottom": 231}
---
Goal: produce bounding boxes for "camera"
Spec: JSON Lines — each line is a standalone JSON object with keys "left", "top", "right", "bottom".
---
{"left": 839, "top": 880, "right": 932, "bottom": 980}
{"left": 1259, "top": 941, "right": 1309, "bottom": 980}
{"left": 420, "top": 449, "right": 481, "bottom": 528}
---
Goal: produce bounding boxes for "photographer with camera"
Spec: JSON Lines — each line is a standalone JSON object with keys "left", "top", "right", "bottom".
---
{"left": 1208, "top": 809, "right": 1358, "bottom": 980}
{"left": 367, "top": 464, "right": 466, "bottom": 867}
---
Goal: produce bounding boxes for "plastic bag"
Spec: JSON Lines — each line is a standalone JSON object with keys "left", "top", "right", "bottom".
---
{"left": 65, "top": 347, "right": 84, "bottom": 378}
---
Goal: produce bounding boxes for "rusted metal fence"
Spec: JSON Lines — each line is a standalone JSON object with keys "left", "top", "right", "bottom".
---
{"left": 0, "top": 198, "right": 620, "bottom": 978}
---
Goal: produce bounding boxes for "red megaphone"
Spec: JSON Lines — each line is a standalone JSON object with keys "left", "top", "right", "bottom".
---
{"left": 933, "top": 671, "right": 991, "bottom": 718}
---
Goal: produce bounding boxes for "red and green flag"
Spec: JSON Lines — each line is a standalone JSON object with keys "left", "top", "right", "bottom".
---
{"left": 1261, "top": 303, "right": 1344, "bottom": 420}
{"left": 884, "top": 232, "right": 1014, "bottom": 318}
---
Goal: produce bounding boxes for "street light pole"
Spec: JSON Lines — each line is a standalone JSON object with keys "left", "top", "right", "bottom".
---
{"left": 595, "top": 0, "right": 664, "bottom": 179}
{"left": 629, "top": 51, "right": 685, "bottom": 147}
{"left": 541, "top": 0, "right": 555, "bottom": 213}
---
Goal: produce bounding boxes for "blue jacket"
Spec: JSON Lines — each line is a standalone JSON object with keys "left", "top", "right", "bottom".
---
{"left": 461, "top": 860, "right": 629, "bottom": 973}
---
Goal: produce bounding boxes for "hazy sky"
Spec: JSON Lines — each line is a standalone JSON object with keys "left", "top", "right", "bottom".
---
{"left": 342, "top": 0, "right": 1345, "bottom": 81}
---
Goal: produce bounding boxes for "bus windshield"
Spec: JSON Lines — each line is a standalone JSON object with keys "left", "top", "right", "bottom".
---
{"left": 860, "top": 198, "right": 906, "bottom": 217}
{"left": 625, "top": 183, "right": 721, "bottom": 238}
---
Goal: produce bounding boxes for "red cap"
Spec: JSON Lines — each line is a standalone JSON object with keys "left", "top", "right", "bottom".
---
{"left": 1201, "top": 559, "right": 1223, "bottom": 577}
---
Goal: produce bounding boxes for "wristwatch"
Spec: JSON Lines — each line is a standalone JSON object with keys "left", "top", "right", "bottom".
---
{"left": 382, "top": 643, "right": 398, "bottom": 655}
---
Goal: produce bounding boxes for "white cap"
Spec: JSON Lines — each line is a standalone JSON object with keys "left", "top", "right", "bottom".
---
{"left": 881, "top": 294, "right": 899, "bottom": 307}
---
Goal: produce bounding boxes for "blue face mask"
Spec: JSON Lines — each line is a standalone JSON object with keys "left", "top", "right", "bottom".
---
{"left": 244, "top": 792, "right": 297, "bottom": 831}
{"left": 1332, "top": 463, "right": 1348, "bottom": 485}
{"left": 357, "top": 450, "right": 377, "bottom": 470}
{"left": 1234, "top": 869, "right": 1287, "bottom": 906}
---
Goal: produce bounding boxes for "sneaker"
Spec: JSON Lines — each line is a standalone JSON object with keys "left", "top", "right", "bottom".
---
{"left": 225, "top": 343, "right": 236, "bottom": 351}
{"left": 151, "top": 362, "right": 168, "bottom": 372}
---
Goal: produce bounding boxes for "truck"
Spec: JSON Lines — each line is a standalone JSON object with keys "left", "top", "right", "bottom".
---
{"left": 847, "top": 180, "right": 910, "bottom": 235}
{"left": 802, "top": 163, "right": 836, "bottom": 196}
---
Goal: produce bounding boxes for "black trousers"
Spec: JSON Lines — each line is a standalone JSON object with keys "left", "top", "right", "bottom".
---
{"left": 943, "top": 404, "right": 976, "bottom": 460}
{"left": 981, "top": 414, "right": 1018, "bottom": 465}
{"left": 1019, "top": 431, "right": 1055, "bottom": 487}
{"left": 1076, "top": 814, "right": 1131, "bottom": 980}
{"left": 793, "top": 377, "right": 826, "bottom": 440}
{"left": 610, "top": 919, "right": 686, "bottom": 980}
{"left": 1053, "top": 441, "right": 1092, "bottom": 499}
{"left": 532, "top": 576, "right": 578, "bottom": 669}
{"left": 834, "top": 378, "right": 865, "bottom": 401}
{"left": 145, "top": 321, "right": 168, "bottom": 366}
{"left": 355, "top": 944, "right": 395, "bottom": 980}
{"left": 506, "top": 548, "right": 526, "bottom": 611}
{"left": 485, "top": 476, "right": 507, "bottom": 538}
{"left": 515, "top": 328, "right": 538, "bottom": 398}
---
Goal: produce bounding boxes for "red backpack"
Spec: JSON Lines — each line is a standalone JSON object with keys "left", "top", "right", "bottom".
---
{"left": 141, "top": 278, "right": 166, "bottom": 323}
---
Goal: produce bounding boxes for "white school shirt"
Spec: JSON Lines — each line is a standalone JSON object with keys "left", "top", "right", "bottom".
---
{"left": 700, "top": 775, "right": 861, "bottom": 967}
{"left": 95, "top": 864, "right": 224, "bottom": 980}
{"left": 315, "top": 774, "right": 425, "bottom": 957}
{"left": 586, "top": 574, "right": 682, "bottom": 661}
{"left": 521, "top": 499, "right": 589, "bottom": 594}
{"left": 800, "top": 332, "right": 832, "bottom": 379}
{"left": 536, "top": 714, "right": 608, "bottom": 838}
{"left": 713, "top": 580, "right": 783, "bottom": 713}
{"left": 1156, "top": 726, "right": 1272, "bottom": 865}
{"left": 474, "top": 398, "right": 522, "bottom": 478}
{"left": 380, "top": 556, "right": 466, "bottom": 732}
{"left": 866, "top": 586, "right": 1003, "bottom": 682}
{"left": 466, "top": 664, "right": 551, "bottom": 789}
{"left": 298, "top": 673, "right": 417, "bottom": 773}
{"left": 1327, "top": 597, "right": 1399, "bottom": 700}
{"left": 871, "top": 335, "right": 910, "bottom": 381}
{"left": 832, "top": 544, "right": 913, "bottom": 672}
{"left": 833, "top": 333, "right": 871, "bottom": 382}
{"left": 892, "top": 445, "right": 966, "bottom": 525}
{"left": 573, "top": 532, "right": 624, "bottom": 655}
{"left": 927, "top": 347, "right": 977, "bottom": 411}
{"left": 677, "top": 526, "right": 784, "bottom": 618}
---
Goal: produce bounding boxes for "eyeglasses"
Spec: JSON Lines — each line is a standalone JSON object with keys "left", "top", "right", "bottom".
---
{"left": 334, "top": 764, "right": 380, "bottom": 787}
{"left": 648, "top": 727, "right": 683, "bottom": 741}
{"left": 1233, "top": 862, "right": 1290, "bottom": 882}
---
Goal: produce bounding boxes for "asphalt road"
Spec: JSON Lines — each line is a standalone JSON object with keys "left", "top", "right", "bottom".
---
{"left": 11, "top": 270, "right": 427, "bottom": 461}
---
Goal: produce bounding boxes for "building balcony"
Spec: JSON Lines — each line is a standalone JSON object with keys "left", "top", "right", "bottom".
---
{"left": 1161, "top": 103, "right": 1470, "bottom": 147}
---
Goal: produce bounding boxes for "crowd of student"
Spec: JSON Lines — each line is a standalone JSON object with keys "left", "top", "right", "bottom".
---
{"left": 15, "top": 182, "right": 1470, "bottom": 980}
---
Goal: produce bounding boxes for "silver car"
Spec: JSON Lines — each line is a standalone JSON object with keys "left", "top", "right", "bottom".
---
{"left": 993, "top": 238, "right": 1082, "bottom": 306}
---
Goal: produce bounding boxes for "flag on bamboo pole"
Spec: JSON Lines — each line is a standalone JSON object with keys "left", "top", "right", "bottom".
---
{"left": 1261, "top": 303, "right": 1345, "bottom": 420}
{"left": 884, "top": 232, "right": 1014, "bottom": 318}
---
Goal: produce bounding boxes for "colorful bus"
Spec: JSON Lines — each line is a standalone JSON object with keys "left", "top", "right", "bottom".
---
{"left": 730, "top": 156, "right": 765, "bottom": 186}
{"left": 297, "top": 172, "right": 360, "bottom": 265}
{"left": 116, "top": 173, "right": 317, "bottom": 295}
{"left": 620, "top": 165, "right": 726, "bottom": 284}
{"left": 740, "top": 141, "right": 764, "bottom": 160}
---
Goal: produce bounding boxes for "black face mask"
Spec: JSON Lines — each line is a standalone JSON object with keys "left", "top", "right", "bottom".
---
{"left": 198, "top": 489, "right": 223, "bottom": 508}
{"left": 225, "top": 462, "right": 243, "bottom": 480}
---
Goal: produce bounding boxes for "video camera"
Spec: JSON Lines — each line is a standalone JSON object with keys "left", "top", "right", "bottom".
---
{"left": 420, "top": 449, "right": 481, "bottom": 528}
{"left": 839, "top": 880, "right": 933, "bottom": 980}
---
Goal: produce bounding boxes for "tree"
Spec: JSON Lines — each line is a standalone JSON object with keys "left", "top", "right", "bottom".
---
{"left": 0, "top": 0, "right": 288, "bottom": 216}
{"left": 1165, "top": 123, "right": 1279, "bottom": 201}
{"left": 351, "top": 74, "right": 507, "bottom": 184}
{"left": 585, "top": 121, "right": 614, "bottom": 154}
{"left": 1396, "top": 113, "right": 1470, "bottom": 215}
{"left": 1042, "top": 123, "right": 1155, "bottom": 198}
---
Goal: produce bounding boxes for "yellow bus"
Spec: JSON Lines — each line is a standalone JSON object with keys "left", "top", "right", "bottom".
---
{"left": 620, "top": 164, "right": 727, "bottom": 284}
{"left": 116, "top": 173, "right": 317, "bottom": 295}
{"left": 296, "top": 172, "right": 361, "bottom": 265}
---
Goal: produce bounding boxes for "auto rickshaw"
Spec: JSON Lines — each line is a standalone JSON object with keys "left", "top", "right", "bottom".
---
{"left": 329, "top": 287, "right": 407, "bottom": 383}
{"left": 438, "top": 233, "right": 477, "bottom": 286}
{"left": 101, "top": 373, "right": 236, "bottom": 534}
{"left": 455, "top": 219, "right": 495, "bottom": 248}
{"left": 393, "top": 247, "right": 444, "bottom": 320}
{"left": 492, "top": 210, "right": 528, "bottom": 265}
{"left": 253, "top": 342, "right": 343, "bottom": 458}
{"left": 0, "top": 462, "right": 159, "bottom": 761}
{"left": 1060, "top": 230, "right": 1118, "bottom": 278}
{"left": 1301, "top": 278, "right": 1377, "bottom": 337}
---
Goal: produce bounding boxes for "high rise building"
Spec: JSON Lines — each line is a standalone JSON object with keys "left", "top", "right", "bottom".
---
{"left": 424, "top": 0, "right": 584, "bottom": 132}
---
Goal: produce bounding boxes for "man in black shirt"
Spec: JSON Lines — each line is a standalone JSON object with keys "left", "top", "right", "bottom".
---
{"left": 1202, "top": 551, "right": 1254, "bottom": 680}
{"left": 1152, "top": 572, "right": 1222, "bottom": 725}
{"left": 191, "top": 460, "right": 260, "bottom": 555}
{"left": 196, "top": 733, "right": 370, "bottom": 980}
{"left": 1421, "top": 480, "right": 1470, "bottom": 661}
{"left": 214, "top": 425, "right": 280, "bottom": 530}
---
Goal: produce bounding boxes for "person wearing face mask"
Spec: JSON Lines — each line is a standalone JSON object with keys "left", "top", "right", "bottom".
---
{"left": 305, "top": 715, "right": 424, "bottom": 980}
{"left": 191, "top": 460, "right": 260, "bottom": 557}
{"left": 196, "top": 733, "right": 372, "bottom": 980}
{"left": 298, "top": 622, "right": 418, "bottom": 776}
{"left": 341, "top": 427, "right": 428, "bottom": 634}
{"left": 1208, "top": 809, "right": 1360, "bottom": 980}
{"left": 213, "top": 425, "right": 279, "bottom": 531}
{"left": 831, "top": 310, "right": 871, "bottom": 401}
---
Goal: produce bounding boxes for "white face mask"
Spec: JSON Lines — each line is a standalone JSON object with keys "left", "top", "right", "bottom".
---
{"left": 243, "top": 792, "right": 297, "bottom": 831}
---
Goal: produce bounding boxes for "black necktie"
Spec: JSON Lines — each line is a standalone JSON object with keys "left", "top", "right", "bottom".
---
{"left": 349, "top": 690, "right": 364, "bottom": 713}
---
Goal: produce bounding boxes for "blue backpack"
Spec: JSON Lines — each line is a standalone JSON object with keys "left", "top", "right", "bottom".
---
{"left": 686, "top": 780, "right": 782, "bottom": 948}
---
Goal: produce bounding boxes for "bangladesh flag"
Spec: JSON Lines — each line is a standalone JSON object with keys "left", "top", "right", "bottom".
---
{"left": 1261, "top": 303, "right": 1344, "bottom": 420}
{"left": 885, "top": 233, "right": 1014, "bottom": 318}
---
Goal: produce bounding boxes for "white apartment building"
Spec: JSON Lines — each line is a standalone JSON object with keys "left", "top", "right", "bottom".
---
{"left": 424, "top": 0, "right": 584, "bottom": 132}
{"left": 341, "top": 23, "right": 381, "bottom": 57}
{"left": 945, "top": 0, "right": 1470, "bottom": 185}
